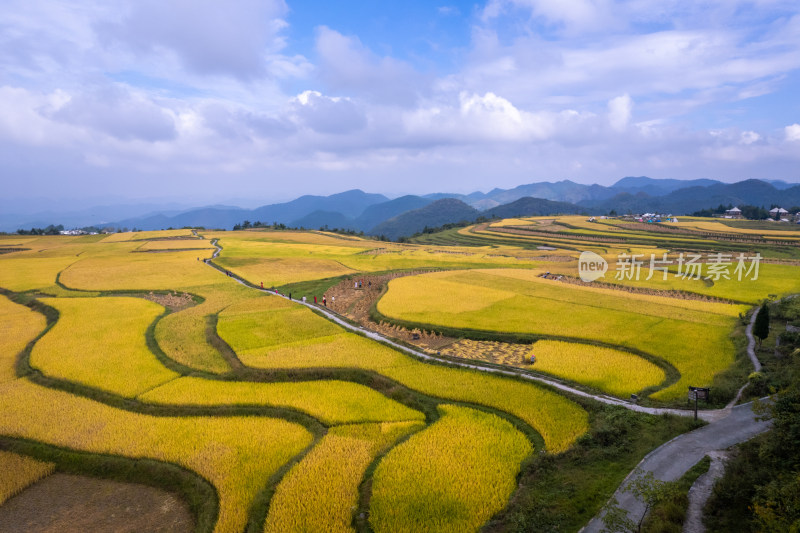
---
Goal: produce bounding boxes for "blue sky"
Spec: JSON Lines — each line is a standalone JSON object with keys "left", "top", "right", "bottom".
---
{"left": 1, "top": 0, "right": 799, "bottom": 210}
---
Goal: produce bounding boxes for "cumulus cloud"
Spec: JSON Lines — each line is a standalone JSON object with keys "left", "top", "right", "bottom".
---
{"left": 291, "top": 90, "right": 367, "bottom": 134}
{"left": 1, "top": 0, "right": 799, "bottom": 203}
{"left": 740, "top": 131, "right": 760, "bottom": 145}
{"left": 607, "top": 94, "right": 632, "bottom": 132}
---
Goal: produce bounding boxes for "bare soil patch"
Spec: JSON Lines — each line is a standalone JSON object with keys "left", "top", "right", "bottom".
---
{"left": 0, "top": 473, "right": 193, "bottom": 533}
{"left": 142, "top": 291, "right": 195, "bottom": 312}
{"left": 323, "top": 272, "right": 457, "bottom": 352}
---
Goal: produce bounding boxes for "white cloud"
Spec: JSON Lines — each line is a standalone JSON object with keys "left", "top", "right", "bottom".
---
{"left": 1, "top": 0, "right": 799, "bottom": 204}
{"left": 97, "top": 0, "right": 290, "bottom": 80}
{"left": 315, "top": 26, "right": 427, "bottom": 105}
{"left": 483, "top": 0, "right": 616, "bottom": 34}
{"left": 291, "top": 90, "right": 367, "bottom": 134}
{"left": 607, "top": 94, "right": 632, "bottom": 132}
{"left": 740, "top": 131, "right": 760, "bottom": 145}
{"left": 49, "top": 85, "right": 177, "bottom": 142}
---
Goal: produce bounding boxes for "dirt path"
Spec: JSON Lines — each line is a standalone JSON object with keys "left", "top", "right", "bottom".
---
{"left": 580, "top": 403, "right": 770, "bottom": 532}
{"left": 745, "top": 306, "right": 763, "bottom": 372}
{"left": 580, "top": 303, "right": 773, "bottom": 532}
{"left": 0, "top": 473, "right": 193, "bottom": 533}
{"left": 682, "top": 451, "right": 730, "bottom": 533}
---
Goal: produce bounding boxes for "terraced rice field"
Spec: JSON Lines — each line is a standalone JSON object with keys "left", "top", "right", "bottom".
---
{"left": 2, "top": 219, "right": 794, "bottom": 531}
{"left": 378, "top": 268, "right": 747, "bottom": 400}
{"left": 218, "top": 295, "right": 589, "bottom": 452}
{"left": 0, "top": 230, "right": 597, "bottom": 532}
{"left": 369, "top": 405, "right": 532, "bottom": 533}
{"left": 0, "top": 294, "right": 47, "bottom": 383}
{"left": 264, "top": 421, "right": 423, "bottom": 533}
{"left": 0, "top": 379, "right": 312, "bottom": 533}
{"left": 140, "top": 377, "right": 425, "bottom": 426}
{"left": 31, "top": 297, "right": 179, "bottom": 396}
{"left": 441, "top": 338, "right": 665, "bottom": 397}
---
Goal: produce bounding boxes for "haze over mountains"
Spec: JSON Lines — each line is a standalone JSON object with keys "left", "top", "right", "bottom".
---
{"left": 4, "top": 177, "right": 800, "bottom": 238}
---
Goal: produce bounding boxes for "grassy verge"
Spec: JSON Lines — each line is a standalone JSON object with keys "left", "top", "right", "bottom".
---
{"left": 641, "top": 456, "right": 711, "bottom": 533}
{"left": 707, "top": 310, "right": 754, "bottom": 407}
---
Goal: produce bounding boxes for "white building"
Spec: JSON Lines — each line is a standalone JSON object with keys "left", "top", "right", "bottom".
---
{"left": 769, "top": 207, "right": 789, "bottom": 219}
{"left": 724, "top": 207, "right": 743, "bottom": 219}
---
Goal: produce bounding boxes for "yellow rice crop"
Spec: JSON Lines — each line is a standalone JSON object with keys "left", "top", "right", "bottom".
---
{"left": 0, "top": 294, "right": 47, "bottom": 383}
{"left": 155, "top": 282, "right": 262, "bottom": 374}
{"left": 378, "top": 269, "right": 744, "bottom": 400}
{"left": 203, "top": 230, "right": 376, "bottom": 247}
{"left": 59, "top": 250, "right": 220, "bottom": 291}
{"left": 264, "top": 421, "right": 423, "bottom": 533}
{"left": 0, "top": 450, "right": 56, "bottom": 505}
{"left": 592, "top": 262, "right": 800, "bottom": 304}
{"left": 488, "top": 217, "right": 537, "bottom": 227}
{"left": 212, "top": 237, "right": 360, "bottom": 286}
{"left": 370, "top": 405, "right": 532, "bottom": 533}
{"left": 140, "top": 377, "right": 425, "bottom": 426}
{"left": 218, "top": 298, "right": 342, "bottom": 352}
{"left": 136, "top": 239, "right": 216, "bottom": 251}
{"left": 221, "top": 298, "right": 588, "bottom": 452}
{"left": 32, "top": 297, "right": 179, "bottom": 397}
{"left": 0, "top": 256, "right": 80, "bottom": 291}
{"left": 208, "top": 232, "right": 548, "bottom": 288}
{"left": 527, "top": 340, "right": 665, "bottom": 397}
{"left": 0, "top": 378, "right": 312, "bottom": 533}
{"left": 674, "top": 218, "right": 800, "bottom": 237}
{"left": 101, "top": 229, "right": 195, "bottom": 242}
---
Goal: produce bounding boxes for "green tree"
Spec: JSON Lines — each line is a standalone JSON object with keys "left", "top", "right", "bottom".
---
{"left": 754, "top": 304, "right": 770, "bottom": 348}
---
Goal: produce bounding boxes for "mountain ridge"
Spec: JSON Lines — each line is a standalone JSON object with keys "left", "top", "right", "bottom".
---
{"left": 4, "top": 177, "right": 799, "bottom": 236}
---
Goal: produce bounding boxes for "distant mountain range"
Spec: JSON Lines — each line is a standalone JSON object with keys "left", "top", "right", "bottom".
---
{"left": 4, "top": 177, "right": 800, "bottom": 239}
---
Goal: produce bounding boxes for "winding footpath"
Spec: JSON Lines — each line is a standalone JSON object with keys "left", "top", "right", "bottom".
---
{"left": 580, "top": 307, "right": 770, "bottom": 532}
{"left": 204, "top": 239, "right": 773, "bottom": 531}
{"left": 746, "top": 305, "right": 763, "bottom": 372}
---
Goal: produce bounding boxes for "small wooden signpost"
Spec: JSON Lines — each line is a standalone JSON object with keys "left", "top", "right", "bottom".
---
{"left": 688, "top": 386, "right": 710, "bottom": 420}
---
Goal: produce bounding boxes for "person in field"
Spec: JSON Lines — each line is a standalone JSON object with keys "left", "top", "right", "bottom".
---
{"left": 322, "top": 297, "right": 327, "bottom": 306}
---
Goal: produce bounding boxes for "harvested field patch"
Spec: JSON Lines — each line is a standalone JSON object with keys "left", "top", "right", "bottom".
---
{"left": 0, "top": 473, "right": 193, "bottom": 533}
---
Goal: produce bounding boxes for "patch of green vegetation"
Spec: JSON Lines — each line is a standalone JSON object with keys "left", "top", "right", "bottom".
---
{"left": 483, "top": 402, "right": 701, "bottom": 532}
{"left": 276, "top": 274, "right": 348, "bottom": 300}
{"left": 704, "top": 300, "right": 800, "bottom": 532}
{"left": 640, "top": 456, "right": 711, "bottom": 533}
